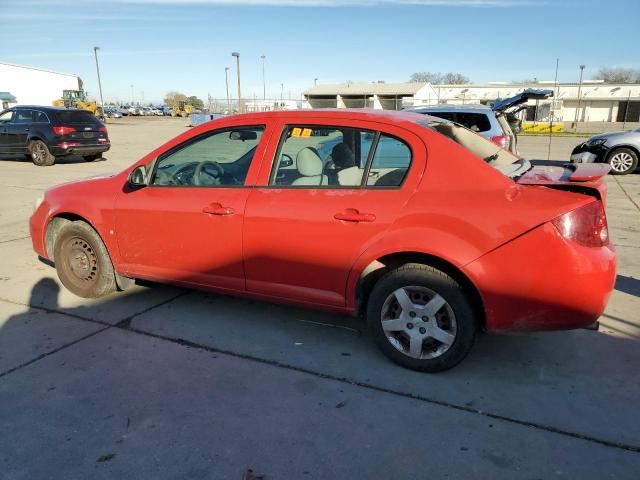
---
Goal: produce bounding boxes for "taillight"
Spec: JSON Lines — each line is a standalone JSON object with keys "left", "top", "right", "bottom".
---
{"left": 52, "top": 126, "right": 76, "bottom": 136}
{"left": 551, "top": 201, "right": 609, "bottom": 247}
{"left": 490, "top": 135, "right": 509, "bottom": 149}
{"left": 99, "top": 126, "right": 108, "bottom": 134}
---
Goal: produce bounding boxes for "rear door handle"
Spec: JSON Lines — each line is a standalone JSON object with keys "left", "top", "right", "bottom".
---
{"left": 202, "top": 203, "right": 234, "bottom": 216}
{"left": 334, "top": 211, "right": 376, "bottom": 223}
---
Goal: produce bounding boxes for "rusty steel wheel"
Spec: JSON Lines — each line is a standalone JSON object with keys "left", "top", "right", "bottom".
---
{"left": 53, "top": 221, "right": 116, "bottom": 298}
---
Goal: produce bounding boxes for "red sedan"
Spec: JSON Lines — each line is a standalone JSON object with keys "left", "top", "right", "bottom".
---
{"left": 30, "top": 110, "right": 616, "bottom": 371}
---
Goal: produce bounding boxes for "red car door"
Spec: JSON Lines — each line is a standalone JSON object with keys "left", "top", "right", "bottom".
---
{"left": 243, "top": 118, "right": 426, "bottom": 307}
{"left": 114, "top": 124, "right": 270, "bottom": 292}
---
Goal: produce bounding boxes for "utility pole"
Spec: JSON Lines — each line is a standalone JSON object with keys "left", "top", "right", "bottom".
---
{"left": 573, "top": 64, "right": 585, "bottom": 132}
{"left": 225, "top": 67, "right": 231, "bottom": 114}
{"left": 261, "top": 55, "right": 266, "bottom": 100}
{"left": 314, "top": 77, "right": 318, "bottom": 86}
{"left": 93, "top": 47, "right": 105, "bottom": 121}
{"left": 280, "top": 83, "right": 284, "bottom": 105}
{"left": 232, "top": 52, "right": 242, "bottom": 113}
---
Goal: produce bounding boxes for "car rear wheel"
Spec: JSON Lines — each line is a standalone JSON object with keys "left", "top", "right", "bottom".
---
{"left": 367, "top": 264, "right": 477, "bottom": 372}
{"left": 29, "top": 140, "right": 55, "bottom": 166}
{"left": 83, "top": 153, "right": 102, "bottom": 162}
{"left": 607, "top": 148, "right": 638, "bottom": 175}
{"left": 53, "top": 221, "right": 117, "bottom": 298}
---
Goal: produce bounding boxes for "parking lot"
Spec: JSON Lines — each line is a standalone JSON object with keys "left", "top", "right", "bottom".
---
{"left": 1, "top": 117, "right": 639, "bottom": 479}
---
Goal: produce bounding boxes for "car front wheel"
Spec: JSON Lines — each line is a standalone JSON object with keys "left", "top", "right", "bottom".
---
{"left": 367, "top": 264, "right": 477, "bottom": 372}
{"left": 607, "top": 147, "right": 638, "bottom": 175}
{"left": 53, "top": 221, "right": 117, "bottom": 298}
{"left": 29, "top": 140, "right": 55, "bottom": 166}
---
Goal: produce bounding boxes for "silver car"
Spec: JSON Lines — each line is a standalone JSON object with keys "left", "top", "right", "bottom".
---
{"left": 407, "top": 89, "right": 553, "bottom": 155}
{"left": 571, "top": 129, "right": 640, "bottom": 175}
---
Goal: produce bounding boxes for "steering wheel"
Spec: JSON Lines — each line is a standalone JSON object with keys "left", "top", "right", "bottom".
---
{"left": 193, "top": 161, "right": 224, "bottom": 186}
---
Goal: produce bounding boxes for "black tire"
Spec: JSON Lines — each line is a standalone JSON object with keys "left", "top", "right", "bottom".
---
{"left": 367, "top": 263, "right": 477, "bottom": 372}
{"left": 53, "top": 221, "right": 117, "bottom": 298}
{"left": 607, "top": 147, "right": 638, "bottom": 175}
{"left": 83, "top": 153, "right": 102, "bottom": 162}
{"left": 29, "top": 140, "right": 55, "bottom": 166}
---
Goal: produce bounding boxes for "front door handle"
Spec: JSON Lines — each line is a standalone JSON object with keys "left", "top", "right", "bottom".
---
{"left": 202, "top": 203, "right": 234, "bottom": 216}
{"left": 334, "top": 210, "right": 376, "bottom": 223}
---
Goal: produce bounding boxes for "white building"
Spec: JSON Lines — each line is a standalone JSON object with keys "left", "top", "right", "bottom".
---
{"left": 303, "top": 81, "right": 640, "bottom": 124}
{"left": 303, "top": 82, "right": 438, "bottom": 110}
{"left": 0, "top": 61, "right": 81, "bottom": 107}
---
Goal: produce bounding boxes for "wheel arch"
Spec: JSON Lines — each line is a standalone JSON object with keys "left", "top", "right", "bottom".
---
{"left": 45, "top": 213, "right": 107, "bottom": 263}
{"left": 607, "top": 144, "right": 640, "bottom": 159}
{"left": 353, "top": 251, "right": 486, "bottom": 330}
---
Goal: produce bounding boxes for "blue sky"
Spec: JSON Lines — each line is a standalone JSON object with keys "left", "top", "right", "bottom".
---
{"left": 1, "top": 0, "right": 638, "bottom": 104}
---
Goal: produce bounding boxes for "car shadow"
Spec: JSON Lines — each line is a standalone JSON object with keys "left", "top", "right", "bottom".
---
{"left": 0, "top": 154, "right": 107, "bottom": 165}
{"left": 615, "top": 274, "right": 640, "bottom": 297}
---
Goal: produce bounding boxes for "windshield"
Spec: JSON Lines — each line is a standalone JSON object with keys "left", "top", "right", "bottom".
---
{"left": 417, "top": 118, "right": 519, "bottom": 166}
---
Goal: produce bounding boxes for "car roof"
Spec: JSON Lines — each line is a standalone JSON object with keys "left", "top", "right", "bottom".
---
{"left": 225, "top": 108, "right": 428, "bottom": 124}
{"left": 407, "top": 104, "right": 493, "bottom": 113}
{"left": 10, "top": 105, "right": 86, "bottom": 113}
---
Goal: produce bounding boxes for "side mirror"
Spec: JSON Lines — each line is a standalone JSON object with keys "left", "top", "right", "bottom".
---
{"left": 280, "top": 154, "right": 293, "bottom": 168}
{"left": 128, "top": 165, "right": 148, "bottom": 187}
{"left": 229, "top": 130, "right": 257, "bottom": 141}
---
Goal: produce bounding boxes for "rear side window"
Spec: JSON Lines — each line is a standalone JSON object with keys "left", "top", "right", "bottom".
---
{"left": 55, "top": 110, "right": 100, "bottom": 124}
{"left": 14, "top": 110, "right": 33, "bottom": 124}
{"left": 367, "top": 135, "right": 412, "bottom": 187}
{"left": 33, "top": 111, "right": 49, "bottom": 123}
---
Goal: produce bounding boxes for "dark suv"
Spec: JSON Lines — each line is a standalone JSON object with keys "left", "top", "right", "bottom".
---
{"left": 0, "top": 106, "right": 110, "bottom": 166}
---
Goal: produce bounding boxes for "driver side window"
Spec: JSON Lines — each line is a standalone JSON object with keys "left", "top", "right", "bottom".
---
{"left": 151, "top": 126, "right": 264, "bottom": 187}
{"left": 0, "top": 111, "right": 13, "bottom": 124}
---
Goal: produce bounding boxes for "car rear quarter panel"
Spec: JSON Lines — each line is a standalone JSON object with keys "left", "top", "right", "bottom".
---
{"left": 346, "top": 129, "right": 597, "bottom": 310}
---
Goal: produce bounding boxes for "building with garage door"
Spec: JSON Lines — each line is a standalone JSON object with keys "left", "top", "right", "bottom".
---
{"left": 304, "top": 81, "right": 640, "bottom": 126}
{"left": 0, "top": 61, "right": 81, "bottom": 108}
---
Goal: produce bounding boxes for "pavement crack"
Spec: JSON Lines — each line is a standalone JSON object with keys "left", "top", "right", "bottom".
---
{"left": 614, "top": 176, "right": 640, "bottom": 212}
{"left": 0, "top": 326, "right": 110, "bottom": 379}
{"left": 114, "top": 290, "right": 192, "bottom": 328}
{"left": 0, "top": 236, "right": 31, "bottom": 244}
{"left": 114, "top": 324, "right": 640, "bottom": 455}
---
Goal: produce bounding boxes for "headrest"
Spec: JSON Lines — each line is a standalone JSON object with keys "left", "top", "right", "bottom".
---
{"left": 296, "top": 147, "right": 323, "bottom": 176}
{"left": 331, "top": 143, "right": 355, "bottom": 168}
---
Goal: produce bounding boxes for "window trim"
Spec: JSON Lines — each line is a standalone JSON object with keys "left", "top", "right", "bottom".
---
{"left": 32, "top": 110, "right": 51, "bottom": 124}
{"left": 148, "top": 124, "right": 265, "bottom": 188}
{"left": 364, "top": 132, "right": 413, "bottom": 189}
{"left": 266, "top": 124, "right": 413, "bottom": 190}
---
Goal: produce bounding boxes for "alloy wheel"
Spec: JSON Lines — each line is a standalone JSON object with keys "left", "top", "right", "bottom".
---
{"left": 610, "top": 151, "right": 634, "bottom": 173}
{"left": 380, "top": 286, "right": 457, "bottom": 360}
{"left": 31, "top": 142, "right": 46, "bottom": 163}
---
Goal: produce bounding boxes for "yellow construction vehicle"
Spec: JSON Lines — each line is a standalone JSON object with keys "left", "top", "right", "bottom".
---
{"left": 52, "top": 90, "right": 99, "bottom": 116}
{"left": 171, "top": 101, "right": 194, "bottom": 118}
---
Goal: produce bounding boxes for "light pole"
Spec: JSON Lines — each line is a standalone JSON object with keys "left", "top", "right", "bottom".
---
{"left": 280, "top": 83, "right": 284, "bottom": 104}
{"left": 224, "top": 67, "right": 231, "bottom": 113}
{"left": 93, "top": 47, "right": 105, "bottom": 121}
{"left": 232, "top": 52, "right": 241, "bottom": 113}
{"left": 314, "top": 77, "right": 318, "bottom": 86}
{"left": 260, "top": 55, "right": 266, "bottom": 100}
{"left": 573, "top": 64, "right": 585, "bottom": 131}
{"left": 130, "top": 85, "right": 134, "bottom": 105}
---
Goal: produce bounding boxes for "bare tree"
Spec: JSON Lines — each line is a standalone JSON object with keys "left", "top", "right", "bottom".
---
{"left": 441, "top": 72, "right": 470, "bottom": 85}
{"left": 164, "top": 91, "right": 188, "bottom": 108}
{"left": 409, "top": 72, "right": 470, "bottom": 84}
{"left": 409, "top": 72, "right": 443, "bottom": 83}
{"left": 592, "top": 67, "right": 640, "bottom": 83}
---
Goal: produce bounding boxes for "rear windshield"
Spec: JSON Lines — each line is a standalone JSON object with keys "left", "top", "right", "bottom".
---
{"left": 418, "top": 119, "right": 516, "bottom": 166}
{"left": 422, "top": 111, "right": 492, "bottom": 133}
{"left": 55, "top": 110, "right": 101, "bottom": 124}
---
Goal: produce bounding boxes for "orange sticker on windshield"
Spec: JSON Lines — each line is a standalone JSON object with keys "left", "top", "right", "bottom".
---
{"left": 301, "top": 128, "right": 312, "bottom": 137}
{"left": 291, "top": 128, "right": 302, "bottom": 137}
